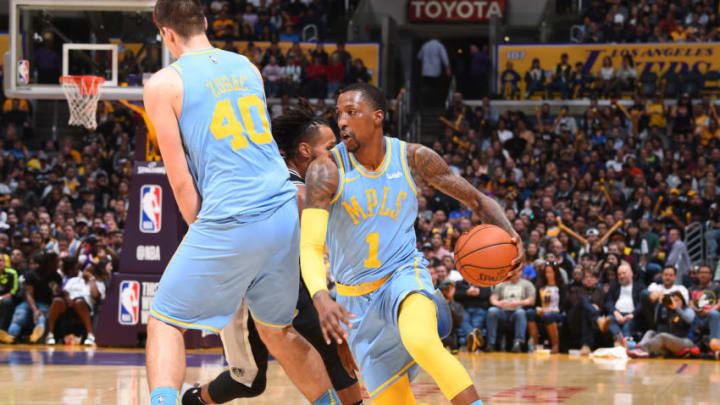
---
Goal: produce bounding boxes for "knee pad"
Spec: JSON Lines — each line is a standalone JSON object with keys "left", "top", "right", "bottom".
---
{"left": 208, "top": 369, "right": 267, "bottom": 402}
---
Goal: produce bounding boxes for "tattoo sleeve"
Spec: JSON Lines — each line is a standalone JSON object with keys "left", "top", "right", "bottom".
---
{"left": 304, "top": 155, "right": 340, "bottom": 210}
{"left": 407, "top": 143, "right": 516, "bottom": 237}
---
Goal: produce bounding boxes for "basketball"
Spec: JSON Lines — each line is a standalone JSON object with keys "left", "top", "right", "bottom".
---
{"left": 454, "top": 225, "right": 517, "bottom": 287}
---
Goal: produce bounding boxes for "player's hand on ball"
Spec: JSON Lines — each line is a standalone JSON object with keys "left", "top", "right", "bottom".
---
{"left": 337, "top": 340, "right": 359, "bottom": 378}
{"left": 313, "top": 290, "right": 355, "bottom": 345}
{"left": 503, "top": 236, "right": 525, "bottom": 282}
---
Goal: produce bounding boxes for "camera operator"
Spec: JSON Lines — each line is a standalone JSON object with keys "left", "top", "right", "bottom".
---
{"left": 636, "top": 266, "right": 689, "bottom": 332}
{"left": 629, "top": 290, "right": 695, "bottom": 357}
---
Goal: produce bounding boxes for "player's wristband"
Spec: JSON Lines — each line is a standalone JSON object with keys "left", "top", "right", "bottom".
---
{"left": 300, "top": 208, "right": 330, "bottom": 298}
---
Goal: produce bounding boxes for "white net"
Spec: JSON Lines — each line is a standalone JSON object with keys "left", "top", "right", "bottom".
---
{"left": 60, "top": 76, "right": 105, "bottom": 130}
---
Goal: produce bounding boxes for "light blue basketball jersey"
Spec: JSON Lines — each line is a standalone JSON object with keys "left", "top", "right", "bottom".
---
{"left": 170, "top": 48, "right": 295, "bottom": 222}
{"left": 327, "top": 137, "right": 422, "bottom": 285}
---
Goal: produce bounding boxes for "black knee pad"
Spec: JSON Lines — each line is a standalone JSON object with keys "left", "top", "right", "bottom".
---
{"left": 208, "top": 369, "right": 267, "bottom": 402}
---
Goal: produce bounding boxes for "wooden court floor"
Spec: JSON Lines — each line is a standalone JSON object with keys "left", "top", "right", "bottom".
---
{"left": 1, "top": 345, "right": 719, "bottom": 405}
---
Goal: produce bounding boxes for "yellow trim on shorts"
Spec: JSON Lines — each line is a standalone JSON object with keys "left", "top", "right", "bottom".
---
{"left": 400, "top": 141, "right": 417, "bottom": 196}
{"left": 250, "top": 311, "right": 293, "bottom": 329}
{"left": 149, "top": 309, "right": 221, "bottom": 334}
{"left": 348, "top": 137, "right": 391, "bottom": 178}
{"left": 414, "top": 257, "right": 423, "bottom": 289}
{"left": 170, "top": 63, "right": 182, "bottom": 72}
{"left": 329, "top": 148, "right": 345, "bottom": 205}
{"left": 336, "top": 273, "right": 392, "bottom": 296}
{"left": 369, "top": 360, "right": 417, "bottom": 398}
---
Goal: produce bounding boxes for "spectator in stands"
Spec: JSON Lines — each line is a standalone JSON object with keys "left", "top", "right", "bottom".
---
{"left": 439, "top": 280, "right": 464, "bottom": 353}
{"left": 469, "top": 44, "right": 490, "bottom": 98}
{"left": 417, "top": 37, "right": 451, "bottom": 109}
{"left": 455, "top": 279, "right": 491, "bottom": 352}
{"left": 606, "top": 263, "right": 644, "bottom": 345}
{"left": 629, "top": 290, "right": 695, "bottom": 358}
{"left": 688, "top": 264, "right": 720, "bottom": 353}
{"left": 0, "top": 264, "right": 18, "bottom": 330}
{"left": 527, "top": 261, "right": 567, "bottom": 353}
{"left": 45, "top": 259, "right": 105, "bottom": 346}
{"left": 311, "top": 42, "right": 329, "bottom": 65}
{"left": 666, "top": 228, "right": 692, "bottom": 284}
{"left": 278, "top": 22, "right": 300, "bottom": 42}
{"left": 34, "top": 35, "right": 61, "bottom": 84}
{"left": 253, "top": 11, "right": 277, "bottom": 40}
{"left": 211, "top": 7, "right": 236, "bottom": 40}
{"left": 262, "top": 55, "right": 283, "bottom": 97}
{"left": 638, "top": 266, "right": 689, "bottom": 332}
{"left": 0, "top": 251, "right": 60, "bottom": 344}
{"left": 280, "top": 54, "right": 303, "bottom": 97}
{"left": 268, "top": 6, "right": 283, "bottom": 31}
{"left": 325, "top": 53, "right": 345, "bottom": 97}
{"left": 331, "top": 41, "right": 353, "bottom": 71}
{"left": 486, "top": 271, "right": 536, "bottom": 352}
{"left": 244, "top": 42, "right": 264, "bottom": 66}
{"left": 500, "top": 62, "right": 521, "bottom": 100}
{"left": 616, "top": 54, "right": 638, "bottom": 93}
{"left": 285, "top": 42, "right": 308, "bottom": 66}
{"left": 261, "top": 40, "right": 285, "bottom": 67}
{"left": 345, "top": 58, "right": 371, "bottom": 84}
{"left": 570, "top": 62, "right": 591, "bottom": 99}
{"left": 567, "top": 268, "right": 610, "bottom": 355}
{"left": 524, "top": 58, "right": 546, "bottom": 99}
{"left": 242, "top": 3, "right": 259, "bottom": 27}
{"left": 598, "top": 56, "right": 617, "bottom": 98}
{"left": 547, "top": 53, "right": 572, "bottom": 100}
{"left": 304, "top": 54, "right": 327, "bottom": 99}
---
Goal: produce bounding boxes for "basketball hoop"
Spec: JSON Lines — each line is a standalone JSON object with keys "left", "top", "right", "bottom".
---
{"left": 60, "top": 75, "right": 105, "bottom": 130}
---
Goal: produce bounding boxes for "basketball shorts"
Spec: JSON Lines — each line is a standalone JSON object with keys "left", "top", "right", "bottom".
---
{"left": 221, "top": 281, "right": 358, "bottom": 390}
{"left": 150, "top": 197, "right": 299, "bottom": 333}
{"left": 336, "top": 257, "right": 447, "bottom": 399}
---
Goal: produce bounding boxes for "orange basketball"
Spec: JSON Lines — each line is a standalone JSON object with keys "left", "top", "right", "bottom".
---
{"left": 454, "top": 225, "right": 517, "bottom": 287}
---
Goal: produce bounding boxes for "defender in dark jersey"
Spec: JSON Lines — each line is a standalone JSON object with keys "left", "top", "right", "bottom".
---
{"left": 182, "top": 107, "right": 363, "bottom": 405}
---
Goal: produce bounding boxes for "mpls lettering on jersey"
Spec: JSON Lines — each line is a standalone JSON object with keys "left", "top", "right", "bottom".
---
{"left": 342, "top": 187, "right": 407, "bottom": 225}
{"left": 206, "top": 75, "right": 249, "bottom": 98}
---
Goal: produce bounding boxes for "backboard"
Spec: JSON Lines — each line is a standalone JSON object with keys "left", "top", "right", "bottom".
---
{"left": 4, "top": 0, "right": 172, "bottom": 100}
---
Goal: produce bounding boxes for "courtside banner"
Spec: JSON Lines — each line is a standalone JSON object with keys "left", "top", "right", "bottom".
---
{"left": 408, "top": 0, "right": 505, "bottom": 23}
{"left": 496, "top": 42, "right": 720, "bottom": 89}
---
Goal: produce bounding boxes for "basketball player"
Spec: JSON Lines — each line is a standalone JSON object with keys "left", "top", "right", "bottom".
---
{"left": 144, "top": 2, "right": 338, "bottom": 404}
{"left": 300, "top": 83, "right": 525, "bottom": 405}
{"left": 181, "top": 107, "right": 364, "bottom": 405}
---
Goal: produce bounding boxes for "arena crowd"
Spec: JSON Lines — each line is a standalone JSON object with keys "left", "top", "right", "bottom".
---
{"left": 0, "top": 0, "right": 718, "bottom": 364}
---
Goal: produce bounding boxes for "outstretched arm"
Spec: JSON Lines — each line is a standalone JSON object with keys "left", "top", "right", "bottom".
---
{"left": 300, "top": 155, "right": 354, "bottom": 344}
{"left": 407, "top": 143, "right": 525, "bottom": 279}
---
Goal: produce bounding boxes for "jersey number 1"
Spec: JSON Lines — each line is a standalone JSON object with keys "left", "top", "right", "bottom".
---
{"left": 209, "top": 94, "right": 272, "bottom": 150}
{"left": 364, "top": 232, "right": 381, "bottom": 268}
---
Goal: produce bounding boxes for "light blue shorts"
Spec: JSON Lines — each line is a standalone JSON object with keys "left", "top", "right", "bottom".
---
{"left": 150, "top": 197, "right": 299, "bottom": 333}
{"left": 337, "top": 257, "right": 445, "bottom": 398}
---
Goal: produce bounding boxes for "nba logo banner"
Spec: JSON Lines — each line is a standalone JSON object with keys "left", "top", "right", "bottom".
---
{"left": 17, "top": 60, "right": 29, "bottom": 85}
{"left": 118, "top": 281, "right": 140, "bottom": 325}
{"left": 140, "top": 185, "right": 162, "bottom": 233}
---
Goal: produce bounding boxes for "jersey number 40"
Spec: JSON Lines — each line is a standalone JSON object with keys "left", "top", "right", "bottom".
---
{"left": 210, "top": 94, "right": 272, "bottom": 150}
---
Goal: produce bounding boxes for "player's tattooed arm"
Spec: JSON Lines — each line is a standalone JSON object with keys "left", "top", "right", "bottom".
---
{"left": 407, "top": 143, "right": 525, "bottom": 278}
{"left": 304, "top": 155, "right": 340, "bottom": 210}
{"left": 303, "top": 155, "right": 354, "bottom": 344}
